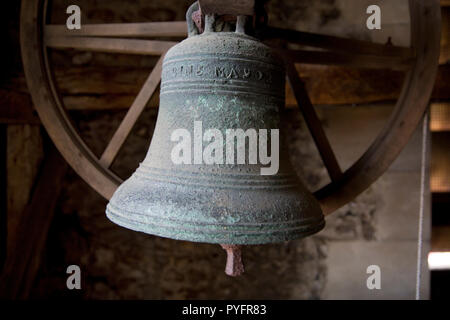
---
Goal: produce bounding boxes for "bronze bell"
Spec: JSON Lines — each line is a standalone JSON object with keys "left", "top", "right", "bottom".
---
{"left": 106, "top": 4, "right": 324, "bottom": 275}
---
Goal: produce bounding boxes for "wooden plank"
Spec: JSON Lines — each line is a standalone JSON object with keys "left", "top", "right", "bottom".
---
{"left": 99, "top": 56, "right": 164, "bottom": 168}
{"left": 45, "top": 21, "right": 187, "bottom": 38}
{"left": 282, "top": 49, "right": 413, "bottom": 71}
{"left": 54, "top": 66, "right": 152, "bottom": 96}
{"left": 0, "top": 144, "right": 67, "bottom": 299}
{"left": 199, "top": 0, "right": 255, "bottom": 15}
{"left": 63, "top": 95, "right": 138, "bottom": 111}
{"left": 263, "top": 26, "right": 414, "bottom": 58}
{"left": 286, "top": 61, "right": 342, "bottom": 182}
{"left": 285, "top": 66, "right": 406, "bottom": 107}
{"left": 45, "top": 36, "right": 177, "bottom": 56}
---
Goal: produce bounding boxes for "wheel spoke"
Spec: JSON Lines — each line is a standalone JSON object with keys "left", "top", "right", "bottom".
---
{"left": 285, "top": 60, "right": 342, "bottom": 182}
{"left": 45, "top": 21, "right": 187, "bottom": 38}
{"left": 99, "top": 56, "right": 164, "bottom": 168}
{"left": 45, "top": 36, "right": 177, "bottom": 55}
{"left": 263, "top": 26, "right": 414, "bottom": 58}
{"left": 281, "top": 49, "right": 413, "bottom": 70}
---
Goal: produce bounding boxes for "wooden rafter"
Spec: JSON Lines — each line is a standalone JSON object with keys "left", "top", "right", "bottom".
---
{"left": 0, "top": 145, "right": 67, "bottom": 299}
{"left": 285, "top": 61, "right": 342, "bottom": 182}
{"left": 45, "top": 36, "right": 177, "bottom": 56}
{"left": 99, "top": 56, "right": 164, "bottom": 168}
{"left": 45, "top": 21, "right": 187, "bottom": 38}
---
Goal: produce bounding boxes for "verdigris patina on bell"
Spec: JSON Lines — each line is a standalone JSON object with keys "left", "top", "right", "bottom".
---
{"left": 106, "top": 3, "right": 324, "bottom": 272}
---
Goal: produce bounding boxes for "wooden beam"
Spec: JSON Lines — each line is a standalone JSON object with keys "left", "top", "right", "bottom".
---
{"left": 285, "top": 65, "right": 406, "bottom": 107}
{"left": 45, "top": 36, "right": 177, "bottom": 56}
{"left": 45, "top": 21, "right": 187, "bottom": 38}
{"left": 282, "top": 50, "right": 413, "bottom": 71}
{"left": 99, "top": 56, "right": 164, "bottom": 168}
{"left": 0, "top": 144, "right": 67, "bottom": 299}
{"left": 286, "top": 61, "right": 342, "bottom": 182}
{"left": 263, "top": 26, "right": 414, "bottom": 58}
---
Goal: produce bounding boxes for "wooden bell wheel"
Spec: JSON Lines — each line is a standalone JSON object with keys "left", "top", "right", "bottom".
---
{"left": 20, "top": 0, "right": 441, "bottom": 216}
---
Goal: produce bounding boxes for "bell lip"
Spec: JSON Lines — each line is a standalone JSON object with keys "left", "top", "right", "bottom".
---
{"left": 106, "top": 203, "right": 325, "bottom": 245}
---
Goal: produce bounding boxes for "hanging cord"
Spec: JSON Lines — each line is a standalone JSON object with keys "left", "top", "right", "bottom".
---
{"left": 415, "top": 110, "right": 429, "bottom": 300}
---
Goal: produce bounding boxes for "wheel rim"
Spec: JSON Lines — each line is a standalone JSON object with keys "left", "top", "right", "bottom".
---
{"left": 20, "top": 0, "right": 441, "bottom": 215}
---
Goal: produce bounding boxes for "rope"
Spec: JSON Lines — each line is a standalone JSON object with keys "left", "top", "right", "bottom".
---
{"left": 415, "top": 110, "right": 429, "bottom": 300}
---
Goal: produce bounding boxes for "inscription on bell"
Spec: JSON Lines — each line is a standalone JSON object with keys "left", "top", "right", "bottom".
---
{"left": 172, "top": 65, "right": 204, "bottom": 77}
{"left": 215, "top": 67, "right": 265, "bottom": 81}
{"left": 169, "top": 63, "right": 273, "bottom": 84}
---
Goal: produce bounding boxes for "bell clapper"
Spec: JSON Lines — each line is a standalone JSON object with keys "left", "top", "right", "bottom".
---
{"left": 220, "top": 244, "right": 244, "bottom": 277}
